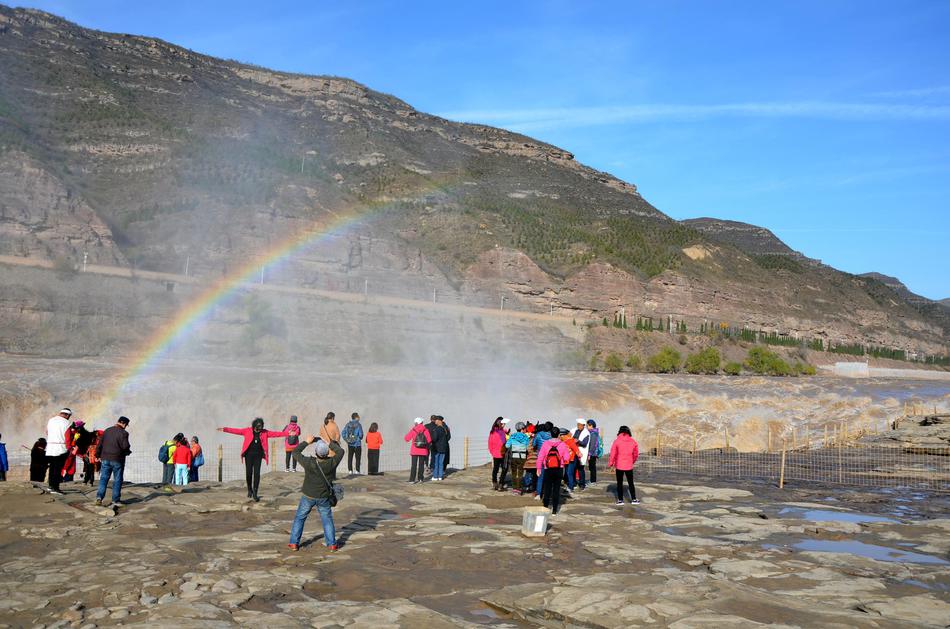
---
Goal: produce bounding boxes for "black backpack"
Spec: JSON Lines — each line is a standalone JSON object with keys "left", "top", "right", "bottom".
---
{"left": 413, "top": 430, "right": 428, "bottom": 449}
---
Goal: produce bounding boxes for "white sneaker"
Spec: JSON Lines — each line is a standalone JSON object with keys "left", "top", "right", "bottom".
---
{"left": 285, "top": 469, "right": 291, "bottom": 473}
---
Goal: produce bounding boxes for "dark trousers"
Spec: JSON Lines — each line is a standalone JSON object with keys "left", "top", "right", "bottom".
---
{"left": 409, "top": 454, "right": 427, "bottom": 482}
{"left": 542, "top": 467, "right": 564, "bottom": 513}
{"left": 83, "top": 459, "right": 96, "bottom": 485}
{"left": 510, "top": 458, "right": 526, "bottom": 490}
{"left": 588, "top": 456, "right": 598, "bottom": 483}
{"left": 368, "top": 449, "right": 380, "bottom": 475}
{"left": 162, "top": 463, "right": 175, "bottom": 485}
{"left": 189, "top": 464, "right": 199, "bottom": 482}
{"left": 46, "top": 453, "right": 67, "bottom": 491}
{"left": 491, "top": 457, "right": 505, "bottom": 485}
{"left": 31, "top": 464, "right": 48, "bottom": 483}
{"left": 285, "top": 450, "right": 297, "bottom": 471}
{"left": 347, "top": 446, "right": 362, "bottom": 473}
{"left": 616, "top": 469, "right": 636, "bottom": 501}
{"left": 245, "top": 452, "right": 263, "bottom": 496}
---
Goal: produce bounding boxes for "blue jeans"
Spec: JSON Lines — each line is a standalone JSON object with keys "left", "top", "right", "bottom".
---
{"left": 174, "top": 463, "right": 189, "bottom": 485}
{"left": 96, "top": 459, "right": 124, "bottom": 503}
{"left": 432, "top": 452, "right": 446, "bottom": 479}
{"left": 536, "top": 469, "right": 544, "bottom": 495}
{"left": 567, "top": 460, "right": 586, "bottom": 489}
{"left": 289, "top": 495, "right": 335, "bottom": 547}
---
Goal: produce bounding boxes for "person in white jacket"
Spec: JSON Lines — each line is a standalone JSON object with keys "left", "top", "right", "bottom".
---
{"left": 46, "top": 408, "right": 73, "bottom": 495}
{"left": 569, "top": 418, "right": 591, "bottom": 491}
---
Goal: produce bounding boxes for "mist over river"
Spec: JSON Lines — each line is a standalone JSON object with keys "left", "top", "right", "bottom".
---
{"left": 2, "top": 356, "right": 947, "bottom": 458}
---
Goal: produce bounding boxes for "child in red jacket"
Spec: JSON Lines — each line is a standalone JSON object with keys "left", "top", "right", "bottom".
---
{"left": 172, "top": 435, "right": 193, "bottom": 486}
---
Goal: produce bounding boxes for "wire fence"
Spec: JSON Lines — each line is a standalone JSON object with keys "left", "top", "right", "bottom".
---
{"left": 6, "top": 430, "right": 948, "bottom": 492}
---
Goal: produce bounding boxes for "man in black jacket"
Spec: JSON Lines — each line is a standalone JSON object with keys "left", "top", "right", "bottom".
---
{"left": 95, "top": 416, "right": 131, "bottom": 506}
{"left": 288, "top": 436, "right": 344, "bottom": 551}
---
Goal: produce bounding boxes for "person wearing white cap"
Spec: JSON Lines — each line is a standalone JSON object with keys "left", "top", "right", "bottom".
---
{"left": 569, "top": 418, "right": 591, "bottom": 491}
{"left": 45, "top": 408, "right": 73, "bottom": 495}
{"left": 404, "top": 418, "right": 431, "bottom": 484}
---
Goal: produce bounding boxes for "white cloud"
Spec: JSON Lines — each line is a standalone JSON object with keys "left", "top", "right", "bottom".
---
{"left": 437, "top": 101, "right": 950, "bottom": 132}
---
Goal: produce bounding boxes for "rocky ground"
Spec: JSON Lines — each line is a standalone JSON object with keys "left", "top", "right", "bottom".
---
{"left": 0, "top": 463, "right": 948, "bottom": 628}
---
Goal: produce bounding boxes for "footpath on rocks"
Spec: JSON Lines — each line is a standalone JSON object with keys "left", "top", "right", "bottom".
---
{"left": 0, "top": 465, "right": 947, "bottom": 628}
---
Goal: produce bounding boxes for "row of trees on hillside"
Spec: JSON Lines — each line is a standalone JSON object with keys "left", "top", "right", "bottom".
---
{"left": 592, "top": 346, "right": 817, "bottom": 377}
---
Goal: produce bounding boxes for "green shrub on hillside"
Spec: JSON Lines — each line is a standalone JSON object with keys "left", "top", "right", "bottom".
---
{"left": 625, "top": 354, "right": 642, "bottom": 370}
{"left": 744, "top": 346, "right": 792, "bottom": 376}
{"left": 604, "top": 352, "right": 624, "bottom": 372}
{"left": 648, "top": 347, "right": 682, "bottom": 373}
{"left": 684, "top": 347, "right": 721, "bottom": 374}
{"left": 723, "top": 361, "right": 742, "bottom": 376}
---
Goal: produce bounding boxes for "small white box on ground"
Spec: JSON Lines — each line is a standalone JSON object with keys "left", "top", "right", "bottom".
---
{"left": 522, "top": 506, "right": 550, "bottom": 537}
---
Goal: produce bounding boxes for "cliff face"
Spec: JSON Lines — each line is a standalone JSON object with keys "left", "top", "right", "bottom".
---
{"left": 0, "top": 5, "right": 946, "bottom": 356}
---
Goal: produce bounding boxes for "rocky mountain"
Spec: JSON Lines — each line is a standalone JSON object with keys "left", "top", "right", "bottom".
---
{"left": 680, "top": 218, "right": 805, "bottom": 259}
{"left": 0, "top": 5, "right": 946, "bottom": 357}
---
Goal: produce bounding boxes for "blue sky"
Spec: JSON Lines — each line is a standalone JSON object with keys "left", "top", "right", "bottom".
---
{"left": 15, "top": 0, "right": 950, "bottom": 299}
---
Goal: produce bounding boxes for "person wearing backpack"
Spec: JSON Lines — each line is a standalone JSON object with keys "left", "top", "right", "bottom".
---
{"left": 189, "top": 435, "right": 204, "bottom": 482}
{"left": 341, "top": 412, "right": 365, "bottom": 475}
{"left": 608, "top": 425, "right": 640, "bottom": 505}
{"left": 283, "top": 416, "right": 302, "bottom": 472}
{"left": 586, "top": 419, "right": 602, "bottom": 485}
{"left": 531, "top": 421, "right": 553, "bottom": 498}
{"left": 159, "top": 434, "right": 181, "bottom": 488}
{"left": 288, "top": 435, "right": 344, "bottom": 552}
{"left": 404, "top": 418, "right": 431, "bottom": 484}
{"left": 536, "top": 429, "right": 570, "bottom": 516}
{"left": 559, "top": 428, "right": 581, "bottom": 493}
{"left": 506, "top": 422, "right": 530, "bottom": 495}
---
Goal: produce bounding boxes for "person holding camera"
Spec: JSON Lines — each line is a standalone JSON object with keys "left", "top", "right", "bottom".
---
{"left": 288, "top": 435, "right": 344, "bottom": 552}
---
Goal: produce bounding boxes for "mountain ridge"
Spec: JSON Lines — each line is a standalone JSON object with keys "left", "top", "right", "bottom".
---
{"left": 0, "top": 4, "right": 946, "bottom": 357}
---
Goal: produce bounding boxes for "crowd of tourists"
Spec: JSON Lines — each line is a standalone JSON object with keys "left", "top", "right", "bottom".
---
{"left": 25, "top": 406, "right": 640, "bottom": 552}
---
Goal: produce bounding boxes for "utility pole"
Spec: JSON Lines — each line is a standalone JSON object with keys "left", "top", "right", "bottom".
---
{"left": 500, "top": 295, "right": 506, "bottom": 311}
{"left": 82, "top": 252, "right": 88, "bottom": 273}
{"left": 364, "top": 278, "right": 368, "bottom": 297}
{"left": 184, "top": 255, "right": 190, "bottom": 277}
{"left": 432, "top": 289, "right": 437, "bottom": 303}
{"left": 260, "top": 266, "right": 264, "bottom": 285}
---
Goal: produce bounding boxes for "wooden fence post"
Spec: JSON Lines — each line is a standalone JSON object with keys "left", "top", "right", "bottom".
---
{"left": 463, "top": 437, "right": 470, "bottom": 469}
{"left": 692, "top": 432, "right": 698, "bottom": 454}
{"left": 217, "top": 444, "right": 223, "bottom": 483}
{"left": 767, "top": 426, "right": 772, "bottom": 453}
{"left": 779, "top": 440, "right": 787, "bottom": 489}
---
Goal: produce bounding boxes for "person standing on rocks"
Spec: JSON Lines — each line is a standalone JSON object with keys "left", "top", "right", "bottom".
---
{"left": 341, "top": 412, "right": 365, "bottom": 475}
{"left": 404, "top": 418, "right": 431, "bottom": 484}
{"left": 439, "top": 416, "right": 452, "bottom": 471}
{"left": 82, "top": 428, "right": 102, "bottom": 486}
{"left": 429, "top": 416, "right": 450, "bottom": 481}
{"left": 608, "top": 425, "right": 640, "bottom": 505}
{"left": 586, "top": 420, "right": 602, "bottom": 486}
{"left": 219, "top": 418, "right": 289, "bottom": 502}
{"left": 283, "top": 416, "right": 301, "bottom": 473}
{"left": 172, "top": 434, "right": 193, "bottom": 486}
{"left": 366, "top": 422, "right": 383, "bottom": 475}
{"left": 506, "top": 422, "right": 530, "bottom": 494}
{"left": 523, "top": 433, "right": 539, "bottom": 496}
{"left": 95, "top": 416, "right": 131, "bottom": 506}
{"left": 531, "top": 421, "right": 553, "bottom": 498}
{"left": 0, "top": 433, "right": 7, "bottom": 481}
{"left": 288, "top": 436, "right": 344, "bottom": 552}
{"left": 319, "top": 412, "right": 341, "bottom": 446}
{"left": 160, "top": 434, "right": 181, "bottom": 488}
{"left": 559, "top": 428, "right": 581, "bottom": 493}
{"left": 488, "top": 417, "right": 509, "bottom": 491}
{"left": 424, "top": 415, "right": 439, "bottom": 476}
{"left": 570, "top": 418, "right": 591, "bottom": 491}
{"left": 537, "top": 428, "right": 571, "bottom": 516}
{"left": 30, "top": 438, "right": 48, "bottom": 482}
{"left": 189, "top": 436, "right": 203, "bottom": 482}
{"left": 45, "top": 408, "right": 73, "bottom": 495}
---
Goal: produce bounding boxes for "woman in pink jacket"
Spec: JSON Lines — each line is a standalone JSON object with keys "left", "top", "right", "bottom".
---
{"left": 536, "top": 428, "right": 571, "bottom": 515}
{"left": 488, "top": 417, "right": 510, "bottom": 490}
{"left": 218, "top": 417, "right": 289, "bottom": 502}
{"left": 404, "top": 418, "right": 431, "bottom": 484}
{"left": 607, "top": 425, "right": 640, "bottom": 505}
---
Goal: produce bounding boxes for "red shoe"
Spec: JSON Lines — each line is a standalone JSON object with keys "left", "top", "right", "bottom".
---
{"left": 287, "top": 543, "right": 299, "bottom": 551}
{"left": 327, "top": 544, "right": 339, "bottom": 552}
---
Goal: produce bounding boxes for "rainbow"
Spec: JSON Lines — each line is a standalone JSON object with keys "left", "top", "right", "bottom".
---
{"left": 89, "top": 183, "right": 452, "bottom": 419}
